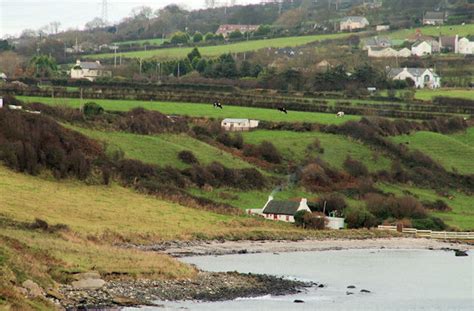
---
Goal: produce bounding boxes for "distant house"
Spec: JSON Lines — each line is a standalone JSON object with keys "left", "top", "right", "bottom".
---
{"left": 423, "top": 11, "right": 447, "bottom": 25}
{"left": 246, "top": 196, "right": 345, "bottom": 229}
{"left": 221, "top": 118, "right": 259, "bottom": 131}
{"left": 70, "top": 60, "right": 111, "bottom": 81}
{"left": 315, "top": 60, "right": 332, "bottom": 72}
{"left": 439, "top": 36, "right": 457, "bottom": 52}
{"left": 388, "top": 67, "right": 441, "bottom": 89}
{"left": 0, "top": 72, "right": 6, "bottom": 81}
{"left": 215, "top": 24, "right": 259, "bottom": 37}
{"left": 411, "top": 41, "right": 432, "bottom": 56}
{"left": 340, "top": 16, "right": 369, "bottom": 31}
{"left": 368, "top": 47, "right": 411, "bottom": 58}
{"left": 458, "top": 37, "right": 474, "bottom": 55}
{"left": 376, "top": 25, "right": 390, "bottom": 32}
{"left": 363, "top": 36, "right": 392, "bottom": 50}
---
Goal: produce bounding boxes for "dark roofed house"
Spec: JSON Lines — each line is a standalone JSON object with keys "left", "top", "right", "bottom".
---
{"left": 340, "top": 16, "right": 369, "bottom": 31}
{"left": 70, "top": 60, "right": 111, "bottom": 81}
{"left": 261, "top": 196, "right": 311, "bottom": 222}
{"left": 423, "top": 11, "right": 447, "bottom": 25}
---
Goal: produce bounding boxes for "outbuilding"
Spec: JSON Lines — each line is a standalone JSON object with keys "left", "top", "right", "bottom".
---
{"left": 221, "top": 118, "right": 259, "bottom": 131}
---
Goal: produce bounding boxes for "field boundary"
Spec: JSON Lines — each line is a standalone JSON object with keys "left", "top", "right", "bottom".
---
{"left": 377, "top": 225, "right": 474, "bottom": 240}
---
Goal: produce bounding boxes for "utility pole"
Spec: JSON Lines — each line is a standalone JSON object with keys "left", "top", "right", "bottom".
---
{"left": 139, "top": 58, "right": 143, "bottom": 75}
{"left": 101, "top": 0, "right": 109, "bottom": 25}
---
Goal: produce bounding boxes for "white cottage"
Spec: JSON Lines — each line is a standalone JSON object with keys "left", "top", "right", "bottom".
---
{"left": 388, "top": 67, "right": 441, "bottom": 89}
{"left": 70, "top": 60, "right": 111, "bottom": 81}
{"left": 458, "top": 37, "right": 474, "bottom": 55}
{"left": 221, "top": 118, "right": 259, "bottom": 131}
{"left": 411, "top": 41, "right": 432, "bottom": 56}
{"left": 340, "top": 16, "right": 369, "bottom": 31}
{"left": 246, "top": 196, "right": 345, "bottom": 229}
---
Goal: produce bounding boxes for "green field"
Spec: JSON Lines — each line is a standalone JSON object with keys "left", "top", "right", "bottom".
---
{"left": 414, "top": 89, "right": 473, "bottom": 101}
{"left": 241, "top": 130, "right": 391, "bottom": 172}
{"left": 18, "top": 96, "right": 360, "bottom": 124}
{"left": 379, "top": 183, "right": 474, "bottom": 231}
{"left": 391, "top": 131, "right": 474, "bottom": 175}
{"left": 89, "top": 33, "right": 351, "bottom": 59}
{"left": 451, "top": 127, "right": 474, "bottom": 145}
{"left": 113, "top": 38, "right": 165, "bottom": 46}
{"left": 69, "top": 125, "right": 253, "bottom": 169}
{"left": 388, "top": 23, "right": 474, "bottom": 40}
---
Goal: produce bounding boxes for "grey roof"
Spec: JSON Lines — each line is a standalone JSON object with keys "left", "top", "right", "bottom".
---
{"left": 365, "top": 36, "right": 391, "bottom": 47}
{"left": 263, "top": 200, "right": 300, "bottom": 216}
{"left": 388, "top": 68, "right": 439, "bottom": 78}
{"left": 75, "top": 62, "right": 102, "bottom": 69}
{"left": 222, "top": 118, "right": 249, "bottom": 123}
{"left": 341, "top": 16, "right": 368, "bottom": 23}
{"left": 424, "top": 11, "right": 446, "bottom": 20}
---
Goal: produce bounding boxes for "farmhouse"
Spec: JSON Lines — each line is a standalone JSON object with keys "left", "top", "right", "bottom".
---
{"left": 439, "top": 36, "right": 457, "bottom": 52}
{"left": 246, "top": 196, "right": 345, "bottom": 229}
{"left": 411, "top": 41, "right": 432, "bottom": 56}
{"left": 388, "top": 67, "right": 441, "bottom": 89}
{"left": 70, "top": 60, "right": 111, "bottom": 81}
{"left": 363, "top": 36, "right": 392, "bottom": 50}
{"left": 458, "top": 37, "right": 474, "bottom": 55}
{"left": 215, "top": 24, "right": 259, "bottom": 37}
{"left": 221, "top": 118, "right": 259, "bottom": 131}
{"left": 423, "top": 11, "right": 447, "bottom": 25}
{"left": 340, "top": 16, "right": 369, "bottom": 31}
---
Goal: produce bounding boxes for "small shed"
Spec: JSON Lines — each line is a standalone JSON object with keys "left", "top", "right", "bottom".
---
{"left": 221, "top": 118, "right": 259, "bottom": 131}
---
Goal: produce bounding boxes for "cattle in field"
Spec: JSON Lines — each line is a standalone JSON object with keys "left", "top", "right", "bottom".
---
{"left": 278, "top": 107, "right": 288, "bottom": 114}
{"left": 336, "top": 111, "right": 345, "bottom": 118}
{"left": 213, "top": 102, "right": 223, "bottom": 109}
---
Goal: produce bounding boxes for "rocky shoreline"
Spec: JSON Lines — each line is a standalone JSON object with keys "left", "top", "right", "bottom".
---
{"left": 57, "top": 271, "right": 313, "bottom": 309}
{"left": 133, "top": 237, "right": 473, "bottom": 257}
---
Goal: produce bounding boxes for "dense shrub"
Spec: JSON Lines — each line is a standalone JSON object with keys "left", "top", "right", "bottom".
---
{"left": 411, "top": 216, "right": 447, "bottom": 231}
{"left": 117, "top": 108, "right": 188, "bottom": 134}
{"left": 0, "top": 108, "right": 102, "bottom": 179}
{"left": 178, "top": 150, "right": 199, "bottom": 164}
{"left": 344, "top": 206, "right": 378, "bottom": 229}
{"left": 422, "top": 200, "right": 452, "bottom": 212}
{"left": 310, "top": 193, "right": 347, "bottom": 216}
{"left": 294, "top": 211, "right": 327, "bottom": 229}
{"left": 83, "top": 102, "right": 104, "bottom": 116}
{"left": 365, "top": 193, "right": 427, "bottom": 220}
{"left": 243, "top": 141, "right": 282, "bottom": 164}
{"left": 343, "top": 156, "right": 369, "bottom": 177}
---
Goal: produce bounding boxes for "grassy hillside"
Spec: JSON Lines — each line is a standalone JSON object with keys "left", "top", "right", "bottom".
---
{"left": 89, "top": 33, "right": 350, "bottom": 59}
{"left": 68, "top": 125, "right": 253, "bottom": 170}
{"left": 379, "top": 183, "right": 474, "bottom": 231}
{"left": 18, "top": 96, "right": 359, "bottom": 124}
{"left": 451, "top": 127, "right": 474, "bottom": 145}
{"left": 414, "top": 89, "right": 474, "bottom": 101}
{"left": 241, "top": 130, "right": 391, "bottom": 172}
{"left": 391, "top": 131, "right": 474, "bottom": 175}
{"left": 388, "top": 23, "right": 474, "bottom": 40}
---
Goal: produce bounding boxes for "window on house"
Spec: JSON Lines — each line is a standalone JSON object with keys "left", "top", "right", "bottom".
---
{"left": 424, "top": 75, "right": 430, "bottom": 82}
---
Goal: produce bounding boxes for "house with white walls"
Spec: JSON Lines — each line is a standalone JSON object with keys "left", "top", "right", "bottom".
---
{"left": 411, "top": 41, "right": 432, "bottom": 56}
{"left": 458, "top": 37, "right": 474, "bottom": 54}
{"left": 246, "top": 196, "right": 345, "bottom": 229}
{"left": 340, "top": 16, "right": 369, "bottom": 31}
{"left": 387, "top": 68, "right": 441, "bottom": 89}
{"left": 221, "top": 118, "right": 259, "bottom": 131}
{"left": 70, "top": 60, "right": 111, "bottom": 81}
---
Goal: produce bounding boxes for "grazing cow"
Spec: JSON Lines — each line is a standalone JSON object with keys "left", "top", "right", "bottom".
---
{"left": 213, "top": 102, "right": 223, "bottom": 109}
{"left": 278, "top": 107, "right": 288, "bottom": 114}
{"left": 336, "top": 111, "right": 345, "bottom": 118}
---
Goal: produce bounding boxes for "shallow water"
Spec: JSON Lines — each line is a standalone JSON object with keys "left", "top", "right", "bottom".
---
{"left": 128, "top": 249, "right": 473, "bottom": 310}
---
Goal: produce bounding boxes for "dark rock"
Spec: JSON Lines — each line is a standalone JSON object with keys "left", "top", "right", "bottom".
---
{"left": 360, "top": 289, "right": 371, "bottom": 293}
{"left": 294, "top": 299, "right": 304, "bottom": 303}
{"left": 238, "top": 249, "right": 248, "bottom": 254}
{"left": 318, "top": 284, "right": 325, "bottom": 288}
{"left": 347, "top": 285, "right": 356, "bottom": 289}
{"left": 346, "top": 292, "right": 354, "bottom": 295}
{"left": 454, "top": 250, "right": 468, "bottom": 257}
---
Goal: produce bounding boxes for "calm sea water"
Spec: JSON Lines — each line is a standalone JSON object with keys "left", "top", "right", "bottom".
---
{"left": 128, "top": 249, "right": 473, "bottom": 311}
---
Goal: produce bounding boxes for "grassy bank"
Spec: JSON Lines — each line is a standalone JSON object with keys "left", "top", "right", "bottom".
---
{"left": 388, "top": 24, "right": 474, "bottom": 40}
{"left": 241, "top": 130, "right": 391, "bottom": 172}
{"left": 18, "top": 96, "right": 359, "bottom": 124}
{"left": 414, "top": 89, "right": 474, "bottom": 101}
{"left": 90, "top": 33, "right": 350, "bottom": 60}
{"left": 391, "top": 131, "right": 474, "bottom": 175}
{"left": 68, "top": 125, "right": 253, "bottom": 170}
